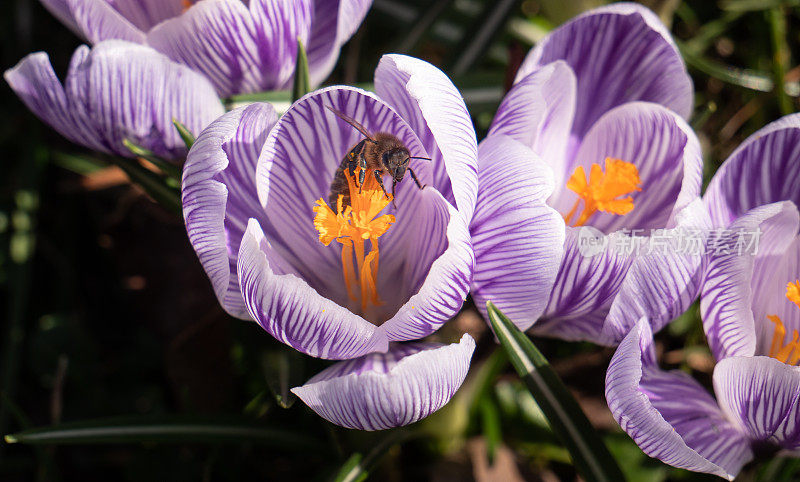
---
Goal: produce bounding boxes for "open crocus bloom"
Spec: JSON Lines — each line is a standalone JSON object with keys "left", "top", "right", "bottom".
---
{"left": 5, "top": 40, "right": 224, "bottom": 160}
{"left": 39, "top": 0, "right": 372, "bottom": 96}
{"left": 182, "top": 54, "right": 478, "bottom": 429}
{"left": 470, "top": 2, "right": 707, "bottom": 345}
{"left": 606, "top": 115, "right": 800, "bottom": 479}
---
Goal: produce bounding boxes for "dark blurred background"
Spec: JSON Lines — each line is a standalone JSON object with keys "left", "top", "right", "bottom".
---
{"left": 1, "top": 1, "right": 798, "bottom": 480}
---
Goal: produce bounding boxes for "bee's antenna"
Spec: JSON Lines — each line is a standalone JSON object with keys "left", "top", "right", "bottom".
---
{"left": 407, "top": 156, "right": 432, "bottom": 161}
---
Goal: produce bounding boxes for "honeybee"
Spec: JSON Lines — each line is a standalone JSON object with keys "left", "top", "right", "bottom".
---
{"left": 326, "top": 106, "right": 428, "bottom": 210}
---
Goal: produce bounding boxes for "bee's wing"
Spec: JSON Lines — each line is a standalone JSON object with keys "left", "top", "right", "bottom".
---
{"left": 325, "top": 105, "right": 375, "bottom": 141}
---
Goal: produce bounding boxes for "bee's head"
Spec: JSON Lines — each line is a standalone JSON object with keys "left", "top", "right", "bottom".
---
{"left": 382, "top": 148, "right": 410, "bottom": 182}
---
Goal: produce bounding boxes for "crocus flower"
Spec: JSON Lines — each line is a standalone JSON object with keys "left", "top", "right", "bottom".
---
{"left": 605, "top": 115, "right": 800, "bottom": 480}
{"left": 470, "top": 3, "right": 707, "bottom": 345}
{"left": 5, "top": 40, "right": 224, "bottom": 160}
{"left": 182, "top": 55, "right": 478, "bottom": 429}
{"left": 39, "top": 0, "right": 372, "bottom": 96}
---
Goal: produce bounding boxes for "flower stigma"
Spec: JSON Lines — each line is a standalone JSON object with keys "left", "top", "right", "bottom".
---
{"left": 313, "top": 167, "right": 394, "bottom": 319}
{"left": 767, "top": 280, "right": 800, "bottom": 364}
{"left": 563, "top": 158, "right": 642, "bottom": 227}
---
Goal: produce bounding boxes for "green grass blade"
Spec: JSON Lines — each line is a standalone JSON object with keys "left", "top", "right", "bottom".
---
{"left": 292, "top": 38, "right": 310, "bottom": 103}
{"left": 172, "top": 119, "right": 196, "bottom": 150}
{"left": 331, "top": 429, "right": 410, "bottom": 482}
{"left": 486, "top": 302, "right": 625, "bottom": 482}
{"left": 4, "top": 416, "right": 323, "bottom": 450}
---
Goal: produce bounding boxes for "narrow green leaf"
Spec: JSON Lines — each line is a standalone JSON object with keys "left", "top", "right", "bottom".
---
{"left": 122, "top": 139, "right": 182, "bottom": 181}
{"left": 261, "top": 346, "right": 304, "bottom": 409}
{"left": 172, "top": 119, "right": 196, "bottom": 150}
{"left": 478, "top": 398, "right": 501, "bottom": 465}
{"left": 486, "top": 302, "right": 625, "bottom": 482}
{"left": 331, "top": 429, "right": 410, "bottom": 482}
{"left": 721, "top": 0, "right": 800, "bottom": 12}
{"left": 106, "top": 154, "right": 181, "bottom": 215}
{"left": 4, "top": 416, "right": 323, "bottom": 450}
{"left": 292, "top": 38, "right": 310, "bottom": 103}
{"left": 768, "top": 7, "right": 794, "bottom": 115}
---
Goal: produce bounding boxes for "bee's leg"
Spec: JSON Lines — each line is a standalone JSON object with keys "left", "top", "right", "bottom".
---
{"left": 408, "top": 167, "right": 426, "bottom": 190}
{"left": 358, "top": 156, "right": 368, "bottom": 193}
{"left": 350, "top": 140, "right": 366, "bottom": 187}
{"left": 373, "top": 169, "right": 390, "bottom": 200}
{"left": 391, "top": 179, "right": 398, "bottom": 209}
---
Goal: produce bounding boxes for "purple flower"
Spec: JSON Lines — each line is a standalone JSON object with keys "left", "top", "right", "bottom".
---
{"left": 470, "top": 3, "right": 707, "bottom": 345}
{"left": 182, "top": 55, "right": 478, "bottom": 429}
{"left": 606, "top": 115, "right": 800, "bottom": 479}
{"left": 5, "top": 40, "right": 224, "bottom": 160}
{"left": 39, "top": 0, "right": 372, "bottom": 96}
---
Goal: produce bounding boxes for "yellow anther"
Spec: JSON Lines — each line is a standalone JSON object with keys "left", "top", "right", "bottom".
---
{"left": 313, "top": 168, "right": 394, "bottom": 317}
{"left": 563, "top": 158, "right": 642, "bottom": 227}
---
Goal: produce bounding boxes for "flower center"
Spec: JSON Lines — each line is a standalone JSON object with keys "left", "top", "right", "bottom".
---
{"left": 312, "top": 167, "right": 394, "bottom": 319}
{"left": 767, "top": 280, "right": 800, "bottom": 364}
{"left": 562, "top": 158, "right": 642, "bottom": 227}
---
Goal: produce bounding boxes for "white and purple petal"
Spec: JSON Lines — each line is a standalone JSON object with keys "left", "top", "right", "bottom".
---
{"left": 147, "top": 0, "right": 314, "bottom": 97}
{"left": 306, "top": 0, "right": 373, "bottom": 86}
{"left": 238, "top": 219, "right": 389, "bottom": 360}
{"left": 701, "top": 202, "right": 800, "bottom": 360}
{"left": 470, "top": 134, "right": 565, "bottom": 331}
{"left": 375, "top": 54, "right": 479, "bottom": 222}
{"left": 292, "top": 334, "right": 475, "bottom": 430}
{"left": 488, "top": 61, "right": 577, "bottom": 193}
{"left": 704, "top": 113, "right": 800, "bottom": 228}
{"left": 601, "top": 199, "right": 710, "bottom": 344}
{"left": 182, "top": 103, "right": 278, "bottom": 319}
{"left": 531, "top": 227, "right": 638, "bottom": 342}
{"left": 606, "top": 319, "right": 752, "bottom": 480}
{"left": 39, "top": 0, "right": 145, "bottom": 43}
{"left": 5, "top": 41, "right": 224, "bottom": 159}
{"left": 715, "top": 356, "right": 800, "bottom": 451}
{"left": 378, "top": 193, "right": 473, "bottom": 342}
{"left": 516, "top": 3, "right": 692, "bottom": 138}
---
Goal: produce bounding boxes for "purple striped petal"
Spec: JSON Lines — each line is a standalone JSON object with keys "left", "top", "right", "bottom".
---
{"left": 39, "top": 0, "right": 145, "bottom": 43}
{"left": 488, "top": 61, "right": 577, "bottom": 193}
{"left": 470, "top": 134, "right": 565, "bottom": 331}
{"left": 554, "top": 102, "right": 702, "bottom": 234}
{"left": 601, "top": 199, "right": 710, "bottom": 344}
{"left": 704, "top": 113, "right": 800, "bottom": 228}
{"left": 377, "top": 192, "right": 473, "bottom": 341}
{"left": 516, "top": 3, "right": 692, "bottom": 139}
{"left": 147, "top": 0, "right": 313, "bottom": 97}
{"left": 256, "top": 86, "right": 427, "bottom": 310}
{"left": 715, "top": 356, "right": 800, "bottom": 451}
{"left": 375, "top": 54, "right": 479, "bottom": 222}
{"left": 292, "top": 334, "right": 475, "bottom": 430}
{"left": 306, "top": 0, "right": 372, "bottom": 86}
{"left": 5, "top": 41, "right": 224, "bottom": 159}
{"left": 606, "top": 319, "right": 752, "bottom": 480}
{"left": 701, "top": 202, "right": 800, "bottom": 360}
{"left": 238, "top": 219, "right": 389, "bottom": 360}
{"left": 110, "top": 0, "right": 186, "bottom": 31}
{"left": 182, "top": 103, "right": 278, "bottom": 319}
{"left": 531, "top": 227, "right": 638, "bottom": 342}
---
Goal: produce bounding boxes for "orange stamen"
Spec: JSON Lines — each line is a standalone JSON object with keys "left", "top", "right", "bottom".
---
{"left": 312, "top": 168, "right": 394, "bottom": 318}
{"left": 563, "top": 158, "right": 642, "bottom": 227}
{"left": 181, "top": 0, "right": 193, "bottom": 12}
{"left": 788, "top": 280, "right": 800, "bottom": 309}
{"left": 767, "top": 281, "right": 800, "bottom": 364}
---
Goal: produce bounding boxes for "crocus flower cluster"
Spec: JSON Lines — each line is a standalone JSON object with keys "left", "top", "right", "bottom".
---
{"left": 470, "top": 3, "right": 707, "bottom": 345}
{"left": 7, "top": 0, "right": 371, "bottom": 161}
{"left": 606, "top": 115, "right": 800, "bottom": 479}
{"left": 182, "top": 55, "right": 479, "bottom": 430}
{"left": 38, "top": 0, "right": 371, "bottom": 95}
